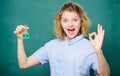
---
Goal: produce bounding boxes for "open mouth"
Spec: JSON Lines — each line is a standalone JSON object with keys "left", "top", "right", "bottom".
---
{"left": 67, "top": 28, "right": 75, "bottom": 31}
{"left": 67, "top": 28, "right": 75, "bottom": 35}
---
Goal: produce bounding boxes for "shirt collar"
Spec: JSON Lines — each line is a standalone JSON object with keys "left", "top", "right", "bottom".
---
{"left": 65, "top": 34, "right": 84, "bottom": 46}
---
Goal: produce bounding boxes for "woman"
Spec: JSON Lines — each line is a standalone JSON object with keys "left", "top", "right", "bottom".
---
{"left": 14, "top": 2, "right": 110, "bottom": 76}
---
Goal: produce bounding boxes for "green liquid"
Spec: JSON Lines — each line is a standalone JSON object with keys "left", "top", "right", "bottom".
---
{"left": 22, "top": 32, "right": 30, "bottom": 39}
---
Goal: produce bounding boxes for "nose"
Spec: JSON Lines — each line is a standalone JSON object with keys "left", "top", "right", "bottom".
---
{"left": 68, "top": 21, "right": 73, "bottom": 27}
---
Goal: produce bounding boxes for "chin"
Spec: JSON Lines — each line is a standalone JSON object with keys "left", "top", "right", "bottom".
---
{"left": 67, "top": 35, "right": 76, "bottom": 39}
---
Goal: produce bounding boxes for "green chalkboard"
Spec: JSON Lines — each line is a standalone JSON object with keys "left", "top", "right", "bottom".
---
{"left": 0, "top": 0, "right": 120, "bottom": 76}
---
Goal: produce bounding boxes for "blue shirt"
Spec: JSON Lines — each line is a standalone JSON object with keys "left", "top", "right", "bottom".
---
{"left": 33, "top": 34, "right": 99, "bottom": 76}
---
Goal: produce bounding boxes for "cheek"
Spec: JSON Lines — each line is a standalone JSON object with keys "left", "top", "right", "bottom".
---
{"left": 61, "top": 24, "right": 65, "bottom": 30}
{"left": 75, "top": 23, "right": 81, "bottom": 33}
{"left": 75, "top": 22, "right": 81, "bottom": 29}
{"left": 61, "top": 22, "right": 67, "bottom": 30}
{"left": 76, "top": 26, "right": 80, "bottom": 33}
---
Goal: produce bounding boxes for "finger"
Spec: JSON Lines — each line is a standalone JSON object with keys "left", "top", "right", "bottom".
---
{"left": 14, "top": 29, "right": 22, "bottom": 34}
{"left": 21, "top": 25, "right": 29, "bottom": 31}
{"left": 14, "top": 30, "right": 22, "bottom": 34}
{"left": 17, "top": 25, "right": 29, "bottom": 32}
{"left": 101, "top": 29, "right": 105, "bottom": 42}
{"left": 26, "top": 27, "right": 29, "bottom": 30}
{"left": 14, "top": 31, "right": 18, "bottom": 34}
{"left": 100, "top": 25, "right": 102, "bottom": 34}
{"left": 20, "top": 25, "right": 27, "bottom": 31}
{"left": 98, "top": 24, "right": 102, "bottom": 34}
{"left": 90, "top": 32, "right": 97, "bottom": 37}
{"left": 16, "top": 26, "right": 25, "bottom": 32}
{"left": 16, "top": 25, "right": 24, "bottom": 31}
{"left": 98, "top": 24, "right": 100, "bottom": 34}
{"left": 89, "top": 32, "right": 97, "bottom": 41}
{"left": 102, "top": 29, "right": 105, "bottom": 36}
{"left": 99, "top": 24, "right": 104, "bottom": 35}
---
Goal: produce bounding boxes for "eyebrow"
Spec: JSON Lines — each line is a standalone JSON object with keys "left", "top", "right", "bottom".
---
{"left": 61, "top": 16, "right": 80, "bottom": 19}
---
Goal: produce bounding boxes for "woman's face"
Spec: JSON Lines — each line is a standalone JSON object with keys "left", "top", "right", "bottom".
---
{"left": 61, "top": 11, "right": 81, "bottom": 39}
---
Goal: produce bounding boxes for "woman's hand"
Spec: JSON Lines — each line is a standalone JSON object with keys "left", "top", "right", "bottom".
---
{"left": 14, "top": 25, "right": 29, "bottom": 39}
{"left": 89, "top": 24, "right": 105, "bottom": 52}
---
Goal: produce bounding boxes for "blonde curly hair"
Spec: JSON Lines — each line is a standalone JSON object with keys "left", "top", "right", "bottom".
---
{"left": 54, "top": 2, "right": 90, "bottom": 40}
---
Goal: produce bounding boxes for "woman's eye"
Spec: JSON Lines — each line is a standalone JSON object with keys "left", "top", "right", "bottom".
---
{"left": 73, "top": 19, "right": 78, "bottom": 22}
{"left": 63, "top": 19, "right": 68, "bottom": 23}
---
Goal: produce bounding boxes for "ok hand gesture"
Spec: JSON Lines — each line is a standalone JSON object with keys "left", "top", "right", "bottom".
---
{"left": 89, "top": 24, "right": 105, "bottom": 52}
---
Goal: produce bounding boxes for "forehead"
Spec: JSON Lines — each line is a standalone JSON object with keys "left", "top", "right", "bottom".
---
{"left": 61, "top": 11, "right": 80, "bottom": 18}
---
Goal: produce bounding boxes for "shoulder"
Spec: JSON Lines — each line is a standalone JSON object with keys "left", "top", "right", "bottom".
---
{"left": 47, "top": 38, "right": 61, "bottom": 44}
{"left": 44, "top": 38, "right": 62, "bottom": 46}
{"left": 81, "top": 37, "right": 95, "bottom": 54}
{"left": 81, "top": 37, "right": 91, "bottom": 46}
{"left": 42, "top": 38, "right": 63, "bottom": 52}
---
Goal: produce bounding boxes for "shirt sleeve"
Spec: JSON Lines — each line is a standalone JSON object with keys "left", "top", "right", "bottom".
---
{"left": 86, "top": 52, "right": 99, "bottom": 75}
{"left": 84, "top": 39, "right": 99, "bottom": 75}
{"left": 33, "top": 43, "right": 49, "bottom": 65}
